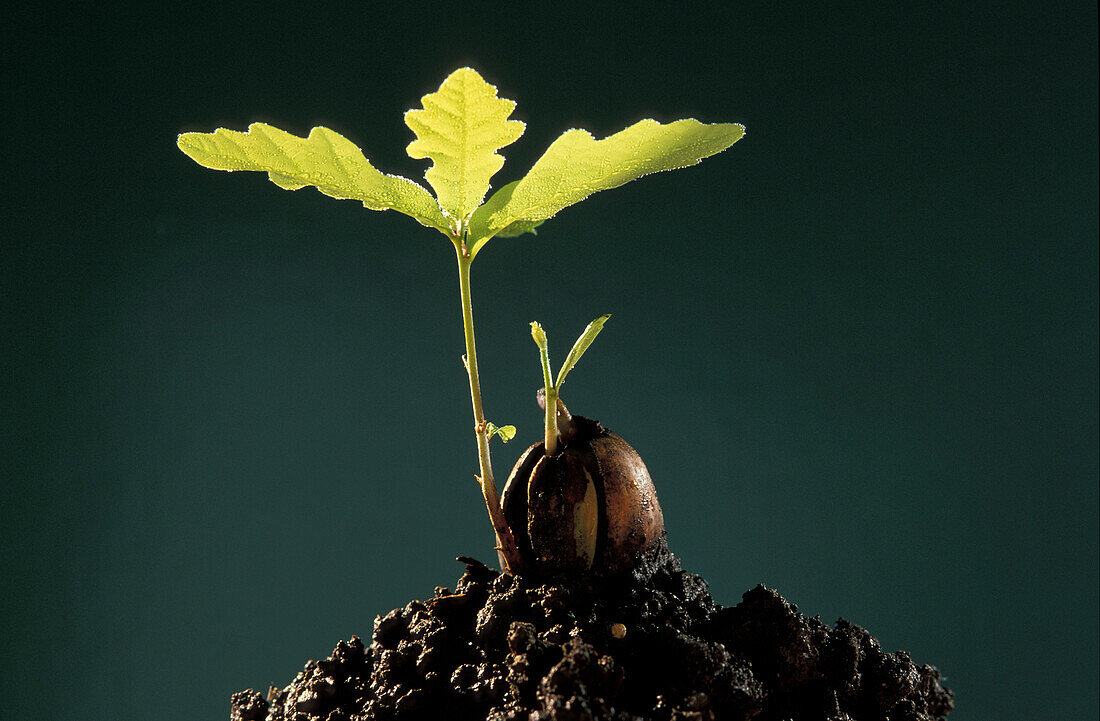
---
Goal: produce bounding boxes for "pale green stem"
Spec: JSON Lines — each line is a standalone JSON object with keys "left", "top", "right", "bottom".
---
{"left": 543, "top": 387, "right": 558, "bottom": 455}
{"left": 456, "top": 247, "right": 522, "bottom": 572}
{"left": 537, "top": 346, "right": 558, "bottom": 454}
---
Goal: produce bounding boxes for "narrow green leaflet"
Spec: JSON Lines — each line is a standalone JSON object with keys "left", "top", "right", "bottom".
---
{"left": 486, "top": 422, "right": 517, "bottom": 443}
{"left": 177, "top": 123, "right": 450, "bottom": 233}
{"left": 555, "top": 315, "right": 610, "bottom": 389}
{"left": 468, "top": 119, "right": 745, "bottom": 255}
{"left": 405, "top": 68, "right": 525, "bottom": 226}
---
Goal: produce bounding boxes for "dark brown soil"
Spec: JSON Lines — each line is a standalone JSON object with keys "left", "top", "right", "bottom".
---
{"left": 231, "top": 541, "right": 953, "bottom": 721}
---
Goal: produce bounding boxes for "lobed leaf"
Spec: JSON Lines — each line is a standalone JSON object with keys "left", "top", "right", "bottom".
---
{"left": 177, "top": 123, "right": 450, "bottom": 233}
{"left": 468, "top": 118, "right": 745, "bottom": 255}
{"left": 404, "top": 67, "right": 525, "bottom": 226}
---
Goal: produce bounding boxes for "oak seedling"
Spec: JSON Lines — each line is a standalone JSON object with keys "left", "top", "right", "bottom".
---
{"left": 178, "top": 67, "right": 744, "bottom": 573}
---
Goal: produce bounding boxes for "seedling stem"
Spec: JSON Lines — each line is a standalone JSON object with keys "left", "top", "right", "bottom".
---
{"left": 456, "top": 246, "right": 523, "bottom": 571}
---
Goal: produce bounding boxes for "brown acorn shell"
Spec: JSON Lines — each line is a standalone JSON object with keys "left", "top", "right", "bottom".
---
{"left": 500, "top": 417, "right": 663, "bottom": 574}
{"left": 588, "top": 431, "right": 663, "bottom": 572}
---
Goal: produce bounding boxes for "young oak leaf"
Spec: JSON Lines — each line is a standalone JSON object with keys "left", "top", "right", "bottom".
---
{"left": 467, "top": 118, "right": 745, "bottom": 256}
{"left": 177, "top": 123, "right": 450, "bottom": 234}
{"left": 404, "top": 67, "right": 525, "bottom": 228}
{"left": 486, "top": 422, "right": 517, "bottom": 444}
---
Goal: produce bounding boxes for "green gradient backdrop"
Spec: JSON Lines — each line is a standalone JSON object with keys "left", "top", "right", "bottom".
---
{"left": 2, "top": 2, "right": 1096, "bottom": 719}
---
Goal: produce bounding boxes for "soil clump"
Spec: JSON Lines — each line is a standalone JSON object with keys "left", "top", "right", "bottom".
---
{"left": 231, "top": 542, "right": 952, "bottom": 721}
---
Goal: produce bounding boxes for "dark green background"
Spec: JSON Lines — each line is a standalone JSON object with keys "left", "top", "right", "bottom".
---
{"left": 2, "top": 2, "right": 1096, "bottom": 719}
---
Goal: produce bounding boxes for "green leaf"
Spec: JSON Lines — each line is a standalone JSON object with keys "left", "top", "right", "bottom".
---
{"left": 496, "top": 218, "right": 544, "bottom": 238}
{"left": 482, "top": 181, "right": 543, "bottom": 238}
{"left": 177, "top": 123, "right": 450, "bottom": 234}
{"left": 405, "top": 67, "right": 525, "bottom": 226}
{"left": 486, "top": 422, "right": 517, "bottom": 443}
{"left": 555, "top": 315, "right": 610, "bottom": 389}
{"left": 468, "top": 118, "right": 745, "bottom": 255}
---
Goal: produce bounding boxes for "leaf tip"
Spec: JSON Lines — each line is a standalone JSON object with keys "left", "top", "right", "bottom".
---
{"left": 176, "top": 130, "right": 215, "bottom": 165}
{"left": 450, "top": 65, "right": 482, "bottom": 80}
{"left": 176, "top": 129, "right": 205, "bottom": 148}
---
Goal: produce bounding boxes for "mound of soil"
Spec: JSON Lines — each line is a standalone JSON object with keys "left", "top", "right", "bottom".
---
{"left": 231, "top": 542, "right": 952, "bottom": 721}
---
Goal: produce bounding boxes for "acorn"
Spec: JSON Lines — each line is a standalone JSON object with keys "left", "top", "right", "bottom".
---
{"left": 501, "top": 395, "right": 664, "bottom": 575}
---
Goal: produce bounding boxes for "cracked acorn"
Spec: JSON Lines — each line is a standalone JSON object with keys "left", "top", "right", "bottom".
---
{"left": 502, "top": 319, "right": 664, "bottom": 575}
{"left": 502, "top": 398, "right": 665, "bottom": 575}
{"left": 177, "top": 67, "right": 742, "bottom": 577}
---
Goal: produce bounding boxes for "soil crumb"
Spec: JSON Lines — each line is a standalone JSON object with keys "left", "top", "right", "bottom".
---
{"left": 231, "top": 542, "right": 952, "bottom": 720}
